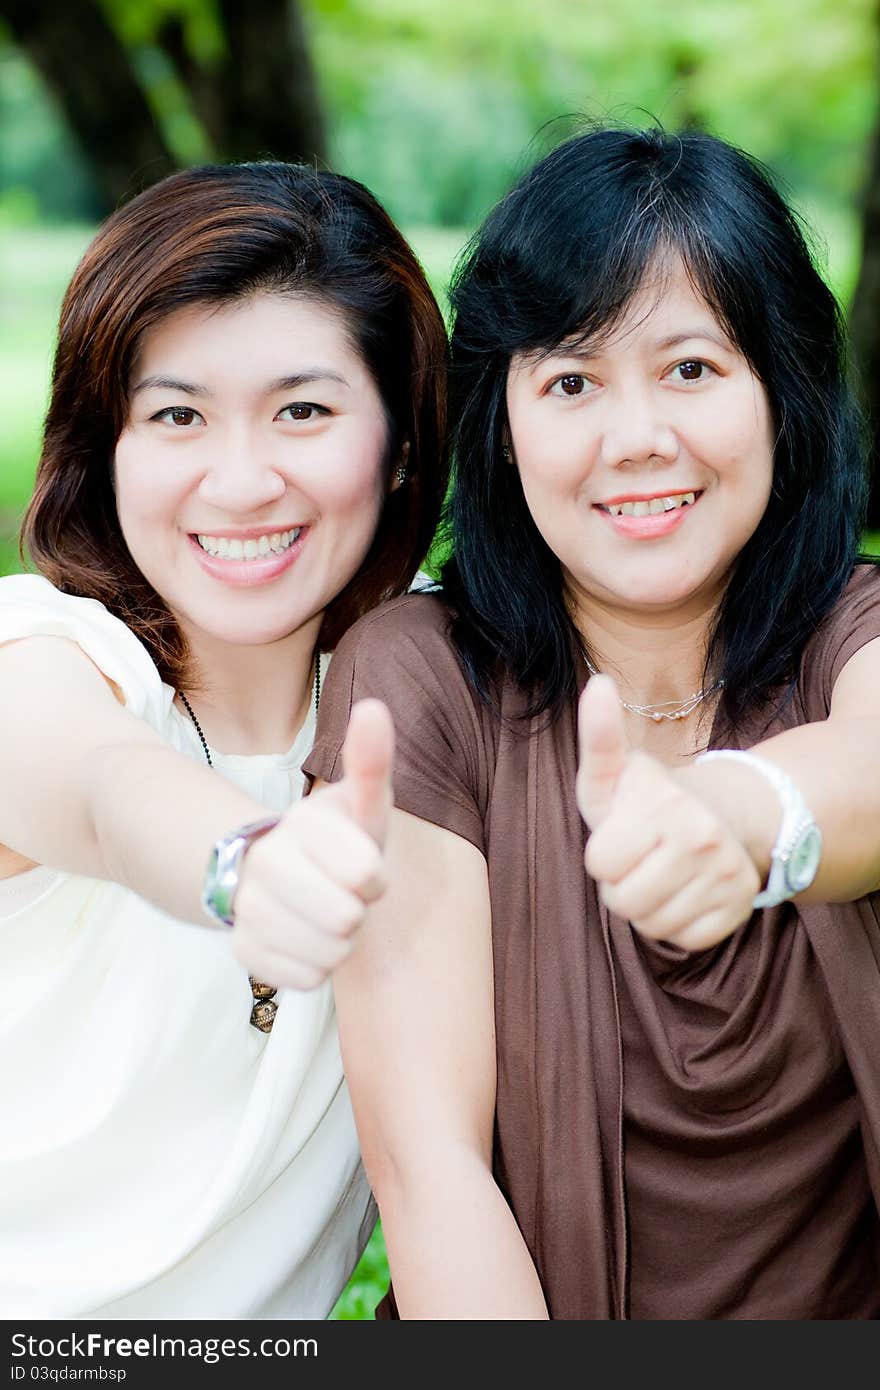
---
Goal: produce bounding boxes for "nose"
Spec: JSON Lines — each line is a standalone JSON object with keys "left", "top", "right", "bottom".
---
{"left": 196, "top": 426, "right": 287, "bottom": 514}
{"left": 598, "top": 383, "right": 679, "bottom": 471}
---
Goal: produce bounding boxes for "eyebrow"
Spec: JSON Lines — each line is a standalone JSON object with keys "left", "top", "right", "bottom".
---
{"left": 131, "top": 376, "right": 207, "bottom": 396}
{"left": 534, "top": 326, "right": 733, "bottom": 370}
{"left": 652, "top": 329, "right": 731, "bottom": 351}
{"left": 131, "top": 369, "right": 352, "bottom": 396}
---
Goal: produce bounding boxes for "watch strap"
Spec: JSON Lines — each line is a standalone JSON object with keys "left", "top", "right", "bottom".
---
{"left": 201, "top": 815, "right": 280, "bottom": 928}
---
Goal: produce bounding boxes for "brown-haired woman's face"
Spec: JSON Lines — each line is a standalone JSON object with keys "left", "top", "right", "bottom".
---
{"left": 114, "top": 292, "right": 391, "bottom": 653}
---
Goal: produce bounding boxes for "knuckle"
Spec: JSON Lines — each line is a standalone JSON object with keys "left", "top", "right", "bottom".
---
{"left": 686, "top": 812, "right": 722, "bottom": 853}
{"left": 351, "top": 844, "right": 384, "bottom": 891}
{"left": 293, "top": 964, "right": 329, "bottom": 992}
{"left": 336, "top": 900, "right": 366, "bottom": 937}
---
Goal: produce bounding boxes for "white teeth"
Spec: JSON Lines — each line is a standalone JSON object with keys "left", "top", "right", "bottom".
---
{"left": 196, "top": 527, "right": 302, "bottom": 560}
{"left": 605, "top": 491, "right": 697, "bottom": 517}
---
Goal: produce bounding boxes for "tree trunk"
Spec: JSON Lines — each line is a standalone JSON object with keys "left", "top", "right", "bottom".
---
{"left": 0, "top": 0, "right": 176, "bottom": 216}
{"left": 849, "top": 16, "right": 880, "bottom": 528}
{"left": 213, "top": 0, "right": 327, "bottom": 164}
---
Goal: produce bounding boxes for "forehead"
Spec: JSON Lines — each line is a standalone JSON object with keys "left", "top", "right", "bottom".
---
{"left": 514, "top": 253, "right": 734, "bottom": 375}
{"left": 608, "top": 257, "right": 722, "bottom": 334}
{"left": 132, "top": 291, "right": 361, "bottom": 373}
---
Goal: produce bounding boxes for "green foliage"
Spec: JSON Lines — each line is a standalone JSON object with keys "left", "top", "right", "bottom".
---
{"left": 1, "top": 0, "right": 878, "bottom": 272}
{"left": 0, "top": 49, "right": 101, "bottom": 221}
{"left": 330, "top": 1221, "right": 389, "bottom": 1320}
{"left": 307, "top": 0, "right": 879, "bottom": 250}
{"left": 0, "top": 225, "right": 93, "bottom": 529}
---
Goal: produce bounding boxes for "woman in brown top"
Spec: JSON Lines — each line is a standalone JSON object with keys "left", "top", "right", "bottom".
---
{"left": 305, "top": 126, "right": 880, "bottom": 1318}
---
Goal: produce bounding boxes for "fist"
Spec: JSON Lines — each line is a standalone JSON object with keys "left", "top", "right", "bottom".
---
{"left": 231, "top": 698, "right": 395, "bottom": 990}
{"left": 576, "top": 675, "right": 760, "bottom": 951}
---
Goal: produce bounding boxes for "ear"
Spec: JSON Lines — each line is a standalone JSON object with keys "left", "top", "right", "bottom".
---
{"left": 390, "top": 439, "right": 411, "bottom": 492}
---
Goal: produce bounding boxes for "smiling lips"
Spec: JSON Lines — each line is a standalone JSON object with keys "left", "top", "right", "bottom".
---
{"left": 595, "top": 489, "right": 701, "bottom": 538}
{"left": 188, "top": 526, "right": 307, "bottom": 586}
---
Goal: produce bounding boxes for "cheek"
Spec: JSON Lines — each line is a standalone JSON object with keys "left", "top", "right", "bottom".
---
{"left": 309, "top": 427, "right": 388, "bottom": 520}
{"left": 113, "top": 436, "right": 161, "bottom": 535}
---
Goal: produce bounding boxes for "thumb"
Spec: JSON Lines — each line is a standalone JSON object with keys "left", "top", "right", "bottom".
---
{"left": 336, "top": 698, "right": 395, "bottom": 846}
{"left": 576, "top": 673, "right": 629, "bottom": 828}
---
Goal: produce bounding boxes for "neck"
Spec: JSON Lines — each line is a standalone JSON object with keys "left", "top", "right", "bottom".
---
{"left": 569, "top": 584, "right": 723, "bottom": 750}
{"left": 177, "top": 616, "right": 322, "bottom": 756}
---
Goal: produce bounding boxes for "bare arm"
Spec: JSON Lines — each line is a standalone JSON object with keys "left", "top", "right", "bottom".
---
{"left": 680, "top": 636, "right": 880, "bottom": 903}
{"left": 0, "top": 635, "right": 269, "bottom": 915}
{"left": 0, "top": 636, "right": 391, "bottom": 989}
{"left": 330, "top": 801, "right": 548, "bottom": 1319}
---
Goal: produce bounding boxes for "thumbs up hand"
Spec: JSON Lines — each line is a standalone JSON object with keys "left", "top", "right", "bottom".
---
{"left": 230, "top": 699, "right": 396, "bottom": 991}
{"left": 318, "top": 697, "right": 394, "bottom": 848}
{"left": 577, "top": 677, "right": 760, "bottom": 952}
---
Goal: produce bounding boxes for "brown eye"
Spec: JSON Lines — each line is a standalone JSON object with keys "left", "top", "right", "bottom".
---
{"left": 152, "top": 406, "right": 204, "bottom": 427}
{"left": 278, "top": 403, "right": 318, "bottom": 421}
{"left": 560, "top": 375, "right": 585, "bottom": 395}
{"left": 548, "top": 373, "right": 592, "bottom": 399}
{"left": 675, "top": 361, "right": 705, "bottom": 381}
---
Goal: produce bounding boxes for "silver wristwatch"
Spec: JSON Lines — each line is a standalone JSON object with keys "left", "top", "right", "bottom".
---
{"left": 695, "top": 749, "right": 822, "bottom": 908}
{"left": 201, "top": 816, "right": 280, "bottom": 928}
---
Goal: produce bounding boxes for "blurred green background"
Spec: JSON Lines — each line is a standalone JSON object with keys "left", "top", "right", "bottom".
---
{"left": 2, "top": 0, "right": 880, "bottom": 1316}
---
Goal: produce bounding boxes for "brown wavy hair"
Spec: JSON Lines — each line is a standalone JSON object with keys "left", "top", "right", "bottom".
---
{"left": 22, "top": 162, "right": 449, "bottom": 687}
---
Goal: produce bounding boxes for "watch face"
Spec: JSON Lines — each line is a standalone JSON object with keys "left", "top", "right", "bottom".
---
{"left": 785, "top": 824, "right": 823, "bottom": 894}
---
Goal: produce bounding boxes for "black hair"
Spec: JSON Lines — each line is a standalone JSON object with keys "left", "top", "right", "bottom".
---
{"left": 442, "top": 124, "right": 869, "bottom": 730}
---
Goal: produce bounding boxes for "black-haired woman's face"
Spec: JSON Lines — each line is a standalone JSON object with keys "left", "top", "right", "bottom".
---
{"left": 504, "top": 258, "right": 774, "bottom": 626}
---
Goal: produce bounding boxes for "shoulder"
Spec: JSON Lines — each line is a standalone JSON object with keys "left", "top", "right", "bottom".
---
{"left": 335, "top": 590, "right": 457, "bottom": 653}
{"left": 806, "top": 561, "right": 880, "bottom": 652}
{"left": 0, "top": 573, "right": 167, "bottom": 722}
{"left": 835, "top": 559, "right": 880, "bottom": 603}
{"left": 329, "top": 591, "right": 471, "bottom": 697}
{"left": 798, "top": 560, "right": 880, "bottom": 714}
{"left": 1, "top": 572, "right": 122, "bottom": 634}
{"left": 309, "top": 592, "right": 488, "bottom": 793}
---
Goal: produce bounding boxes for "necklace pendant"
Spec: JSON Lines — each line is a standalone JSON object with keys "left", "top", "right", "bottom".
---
{"left": 249, "top": 977, "right": 277, "bottom": 1000}
{"left": 651, "top": 711, "right": 664, "bottom": 722}
{"left": 250, "top": 997, "right": 278, "bottom": 1033}
{"left": 249, "top": 976, "right": 278, "bottom": 1032}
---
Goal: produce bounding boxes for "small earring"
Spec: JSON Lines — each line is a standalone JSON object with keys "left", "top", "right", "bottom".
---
{"left": 395, "top": 465, "right": 407, "bottom": 485}
{"left": 501, "top": 444, "right": 512, "bottom": 461}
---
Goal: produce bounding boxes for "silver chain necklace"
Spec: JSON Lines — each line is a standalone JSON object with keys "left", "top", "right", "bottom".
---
{"left": 177, "top": 655, "right": 322, "bottom": 1033}
{"left": 582, "top": 652, "right": 723, "bottom": 723}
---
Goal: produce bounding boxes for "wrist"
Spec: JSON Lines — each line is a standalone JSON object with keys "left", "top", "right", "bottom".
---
{"left": 201, "top": 815, "right": 280, "bottom": 927}
{"left": 676, "top": 757, "right": 778, "bottom": 881}
{"left": 692, "top": 749, "right": 822, "bottom": 907}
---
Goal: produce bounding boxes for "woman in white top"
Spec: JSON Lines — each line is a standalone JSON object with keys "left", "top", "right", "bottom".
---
{"left": 0, "top": 160, "right": 448, "bottom": 1318}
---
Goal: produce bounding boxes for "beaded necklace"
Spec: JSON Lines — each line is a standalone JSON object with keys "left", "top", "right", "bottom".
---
{"left": 177, "top": 657, "right": 322, "bottom": 1033}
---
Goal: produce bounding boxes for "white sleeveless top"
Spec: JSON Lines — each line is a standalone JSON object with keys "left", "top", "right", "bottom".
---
{"left": 0, "top": 574, "right": 374, "bottom": 1319}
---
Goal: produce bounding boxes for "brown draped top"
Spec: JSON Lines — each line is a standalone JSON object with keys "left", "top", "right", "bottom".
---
{"left": 305, "top": 564, "right": 880, "bottom": 1319}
